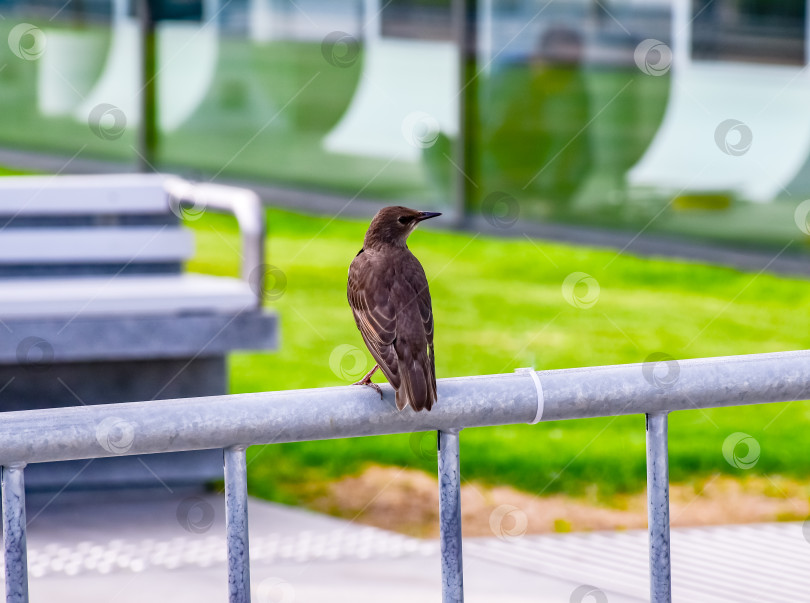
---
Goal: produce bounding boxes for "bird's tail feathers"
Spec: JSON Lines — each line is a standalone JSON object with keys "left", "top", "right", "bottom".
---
{"left": 397, "top": 357, "right": 435, "bottom": 412}
{"left": 395, "top": 389, "right": 408, "bottom": 411}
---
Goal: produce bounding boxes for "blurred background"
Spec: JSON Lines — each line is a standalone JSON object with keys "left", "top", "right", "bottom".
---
{"left": 2, "top": 0, "right": 810, "bottom": 542}
{"left": 2, "top": 0, "right": 810, "bottom": 252}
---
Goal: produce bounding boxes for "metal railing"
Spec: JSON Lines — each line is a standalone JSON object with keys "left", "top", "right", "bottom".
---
{"left": 163, "top": 176, "right": 267, "bottom": 303}
{"left": 2, "top": 349, "right": 809, "bottom": 603}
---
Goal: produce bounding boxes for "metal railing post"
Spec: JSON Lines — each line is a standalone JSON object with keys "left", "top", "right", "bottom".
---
{"left": 2, "top": 464, "right": 29, "bottom": 603}
{"left": 224, "top": 446, "right": 250, "bottom": 603}
{"left": 438, "top": 429, "right": 464, "bottom": 603}
{"left": 646, "top": 412, "right": 672, "bottom": 603}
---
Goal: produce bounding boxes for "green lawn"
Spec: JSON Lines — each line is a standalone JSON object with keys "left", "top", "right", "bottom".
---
{"left": 187, "top": 208, "right": 810, "bottom": 506}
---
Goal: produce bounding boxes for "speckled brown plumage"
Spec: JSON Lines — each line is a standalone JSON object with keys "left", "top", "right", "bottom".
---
{"left": 347, "top": 206, "right": 440, "bottom": 411}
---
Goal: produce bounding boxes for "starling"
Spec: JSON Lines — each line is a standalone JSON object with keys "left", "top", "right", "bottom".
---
{"left": 347, "top": 206, "right": 441, "bottom": 411}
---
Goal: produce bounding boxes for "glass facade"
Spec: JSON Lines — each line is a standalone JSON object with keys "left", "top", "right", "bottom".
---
{"left": 1, "top": 0, "right": 809, "bottom": 251}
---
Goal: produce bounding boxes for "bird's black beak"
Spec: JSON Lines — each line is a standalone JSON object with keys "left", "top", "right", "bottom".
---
{"left": 416, "top": 211, "right": 442, "bottom": 222}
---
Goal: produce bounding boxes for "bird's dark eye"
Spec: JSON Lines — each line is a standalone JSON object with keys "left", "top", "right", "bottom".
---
{"left": 398, "top": 216, "right": 414, "bottom": 225}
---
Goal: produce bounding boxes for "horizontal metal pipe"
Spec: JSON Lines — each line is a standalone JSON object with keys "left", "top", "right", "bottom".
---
{"left": 537, "top": 349, "right": 810, "bottom": 421}
{"left": 0, "top": 350, "right": 807, "bottom": 465}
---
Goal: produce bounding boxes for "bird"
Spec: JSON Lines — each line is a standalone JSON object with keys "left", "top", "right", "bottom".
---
{"left": 347, "top": 206, "right": 441, "bottom": 411}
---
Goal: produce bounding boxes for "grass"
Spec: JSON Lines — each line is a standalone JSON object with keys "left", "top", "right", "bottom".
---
{"left": 186, "top": 207, "right": 810, "bottom": 506}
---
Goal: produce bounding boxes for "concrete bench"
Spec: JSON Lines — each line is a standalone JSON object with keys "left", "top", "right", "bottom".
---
{"left": 0, "top": 174, "right": 277, "bottom": 489}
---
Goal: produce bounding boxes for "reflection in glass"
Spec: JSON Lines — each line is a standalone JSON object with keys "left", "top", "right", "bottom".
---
{"left": 476, "top": 0, "right": 810, "bottom": 252}
{"left": 2, "top": 0, "right": 810, "bottom": 251}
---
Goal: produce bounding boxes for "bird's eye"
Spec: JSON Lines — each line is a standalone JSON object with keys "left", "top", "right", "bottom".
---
{"left": 398, "top": 216, "right": 414, "bottom": 225}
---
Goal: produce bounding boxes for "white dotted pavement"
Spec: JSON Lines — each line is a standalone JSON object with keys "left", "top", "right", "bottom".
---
{"left": 12, "top": 489, "right": 803, "bottom": 602}
{"left": 14, "top": 489, "right": 623, "bottom": 603}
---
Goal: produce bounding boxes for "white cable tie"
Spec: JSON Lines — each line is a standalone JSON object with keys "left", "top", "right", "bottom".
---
{"left": 515, "top": 367, "right": 544, "bottom": 424}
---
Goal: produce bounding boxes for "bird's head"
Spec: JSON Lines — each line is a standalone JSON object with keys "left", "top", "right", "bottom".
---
{"left": 363, "top": 206, "right": 442, "bottom": 249}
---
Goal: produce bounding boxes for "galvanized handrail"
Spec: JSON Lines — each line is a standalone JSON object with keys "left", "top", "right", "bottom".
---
{"left": 2, "top": 349, "right": 809, "bottom": 603}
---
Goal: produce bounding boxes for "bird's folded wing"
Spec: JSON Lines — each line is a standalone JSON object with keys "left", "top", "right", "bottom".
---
{"left": 348, "top": 260, "right": 401, "bottom": 389}
{"left": 412, "top": 273, "right": 438, "bottom": 407}
{"left": 382, "top": 260, "right": 436, "bottom": 411}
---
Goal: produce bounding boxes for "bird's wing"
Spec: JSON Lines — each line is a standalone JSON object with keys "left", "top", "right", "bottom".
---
{"left": 392, "top": 256, "right": 437, "bottom": 411}
{"left": 347, "top": 252, "right": 401, "bottom": 390}
{"left": 416, "top": 272, "right": 437, "bottom": 402}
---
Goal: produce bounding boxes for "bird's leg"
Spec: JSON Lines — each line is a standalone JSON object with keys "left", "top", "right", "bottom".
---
{"left": 353, "top": 364, "right": 383, "bottom": 399}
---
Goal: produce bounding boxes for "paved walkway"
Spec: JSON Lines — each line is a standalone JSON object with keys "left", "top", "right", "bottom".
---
{"left": 12, "top": 489, "right": 810, "bottom": 602}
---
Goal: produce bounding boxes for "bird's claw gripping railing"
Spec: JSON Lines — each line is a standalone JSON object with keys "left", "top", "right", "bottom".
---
{"left": 3, "top": 350, "right": 810, "bottom": 603}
